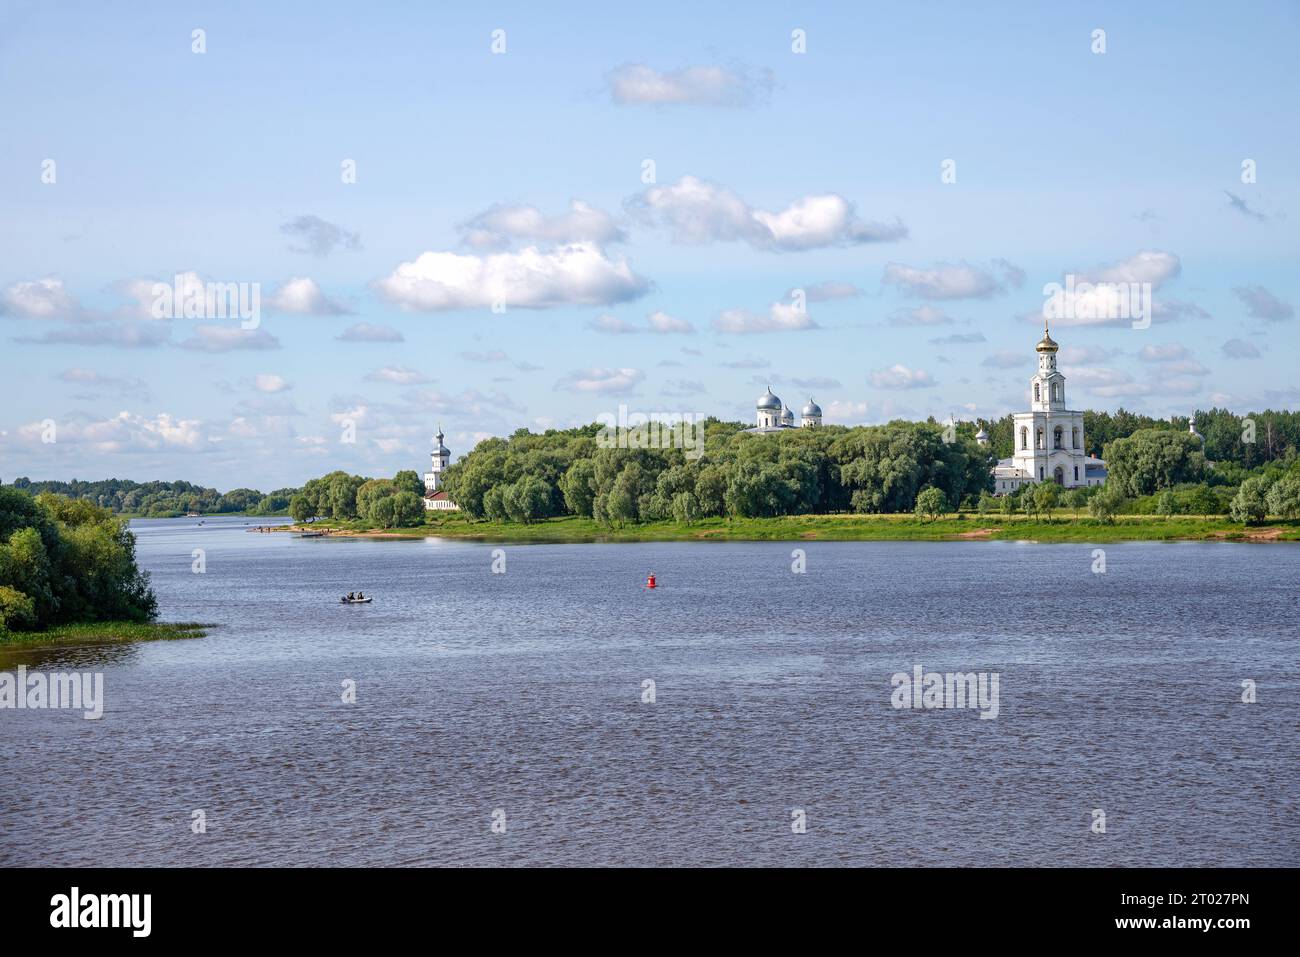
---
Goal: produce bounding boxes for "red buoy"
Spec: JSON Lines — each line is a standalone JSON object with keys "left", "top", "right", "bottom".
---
{"left": 646, "top": 573, "right": 657, "bottom": 589}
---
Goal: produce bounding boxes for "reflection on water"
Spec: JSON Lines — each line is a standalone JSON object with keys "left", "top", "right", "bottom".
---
{"left": 2, "top": 515, "right": 1298, "bottom": 867}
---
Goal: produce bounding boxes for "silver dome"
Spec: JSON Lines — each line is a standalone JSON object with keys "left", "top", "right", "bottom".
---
{"left": 757, "top": 387, "right": 782, "bottom": 410}
{"left": 801, "top": 398, "right": 822, "bottom": 417}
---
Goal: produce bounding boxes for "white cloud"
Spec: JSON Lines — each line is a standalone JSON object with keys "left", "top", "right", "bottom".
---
{"left": 1, "top": 277, "right": 87, "bottom": 320}
{"left": 604, "top": 63, "right": 772, "bottom": 107}
{"left": 281, "top": 215, "right": 361, "bottom": 256}
{"left": 799, "top": 281, "right": 864, "bottom": 301}
{"left": 1138, "top": 343, "right": 1191, "bottom": 362}
{"left": 630, "top": 175, "right": 906, "bottom": 251}
{"left": 714, "top": 301, "right": 816, "bottom": 334}
{"left": 178, "top": 326, "right": 281, "bottom": 352}
{"left": 555, "top": 367, "right": 645, "bottom": 395}
{"left": 17, "top": 411, "right": 207, "bottom": 452}
{"left": 375, "top": 243, "right": 650, "bottom": 311}
{"left": 267, "top": 277, "right": 350, "bottom": 315}
{"left": 459, "top": 200, "right": 624, "bottom": 249}
{"left": 253, "top": 373, "right": 290, "bottom": 393}
{"left": 1037, "top": 251, "right": 1185, "bottom": 328}
{"left": 365, "top": 365, "right": 430, "bottom": 385}
{"left": 882, "top": 261, "right": 1004, "bottom": 300}
{"left": 589, "top": 313, "right": 639, "bottom": 334}
{"left": 824, "top": 400, "right": 869, "bottom": 424}
{"left": 647, "top": 310, "right": 694, "bottom": 334}
{"left": 870, "top": 364, "right": 935, "bottom": 389}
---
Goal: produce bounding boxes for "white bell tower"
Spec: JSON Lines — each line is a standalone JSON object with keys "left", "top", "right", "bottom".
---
{"left": 424, "top": 426, "right": 450, "bottom": 494}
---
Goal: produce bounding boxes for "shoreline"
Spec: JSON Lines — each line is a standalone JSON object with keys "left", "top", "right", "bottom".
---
{"left": 278, "top": 514, "right": 1300, "bottom": 545}
{"left": 0, "top": 621, "right": 212, "bottom": 653}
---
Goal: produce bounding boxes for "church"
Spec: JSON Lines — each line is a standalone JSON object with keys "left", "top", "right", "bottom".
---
{"left": 422, "top": 427, "right": 460, "bottom": 511}
{"left": 991, "top": 322, "right": 1107, "bottom": 493}
{"left": 745, "top": 387, "right": 822, "bottom": 432}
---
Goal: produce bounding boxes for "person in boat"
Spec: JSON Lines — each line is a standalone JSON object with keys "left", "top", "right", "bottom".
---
{"left": 356, "top": 592, "right": 364, "bottom": 600}
{"left": 346, "top": 592, "right": 355, "bottom": 601}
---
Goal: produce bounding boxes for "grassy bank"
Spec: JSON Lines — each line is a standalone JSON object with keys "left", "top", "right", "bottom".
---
{"left": 293, "top": 512, "right": 1300, "bottom": 544}
{"left": 0, "top": 621, "right": 211, "bottom": 649}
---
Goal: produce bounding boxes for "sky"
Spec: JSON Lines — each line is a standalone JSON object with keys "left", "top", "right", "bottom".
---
{"left": 1, "top": 0, "right": 1297, "bottom": 490}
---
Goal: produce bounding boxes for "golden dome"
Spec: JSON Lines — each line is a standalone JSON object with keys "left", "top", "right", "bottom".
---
{"left": 1036, "top": 320, "right": 1059, "bottom": 353}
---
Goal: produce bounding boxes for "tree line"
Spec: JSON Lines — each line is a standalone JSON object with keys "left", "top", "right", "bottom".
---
{"left": 2, "top": 477, "right": 297, "bottom": 518}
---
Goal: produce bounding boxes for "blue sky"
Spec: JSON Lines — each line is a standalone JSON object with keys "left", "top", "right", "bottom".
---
{"left": 1, "top": 0, "right": 1296, "bottom": 489}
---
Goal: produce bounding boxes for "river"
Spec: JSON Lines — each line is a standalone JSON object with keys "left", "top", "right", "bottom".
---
{"left": 2, "top": 515, "right": 1297, "bottom": 866}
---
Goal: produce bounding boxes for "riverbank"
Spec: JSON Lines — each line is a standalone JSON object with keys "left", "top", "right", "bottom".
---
{"left": 285, "top": 512, "right": 1300, "bottom": 544}
{"left": 0, "top": 621, "right": 211, "bottom": 650}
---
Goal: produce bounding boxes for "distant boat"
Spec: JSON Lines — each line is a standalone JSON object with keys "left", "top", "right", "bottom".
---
{"left": 185, "top": 512, "right": 201, "bottom": 518}
{"left": 299, "top": 531, "right": 326, "bottom": 538}
{"left": 340, "top": 596, "right": 373, "bottom": 604}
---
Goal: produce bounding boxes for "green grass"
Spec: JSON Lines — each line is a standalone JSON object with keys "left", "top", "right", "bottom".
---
{"left": 300, "top": 512, "right": 1300, "bottom": 544}
{"left": 0, "top": 620, "right": 212, "bottom": 649}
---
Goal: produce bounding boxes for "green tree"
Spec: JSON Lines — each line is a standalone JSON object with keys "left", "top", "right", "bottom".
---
{"left": 1230, "top": 476, "right": 1271, "bottom": 525}
{"left": 290, "top": 494, "right": 316, "bottom": 524}
{"left": 1088, "top": 485, "right": 1127, "bottom": 524}
{"left": 1104, "top": 429, "right": 1208, "bottom": 497}
{"left": 1032, "top": 482, "right": 1060, "bottom": 522}
{"left": 1265, "top": 473, "right": 1300, "bottom": 519}
{"left": 393, "top": 470, "right": 424, "bottom": 499}
{"left": 1155, "top": 490, "right": 1179, "bottom": 517}
{"left": 914, "top": 486, "right": 947, "bottom": 522}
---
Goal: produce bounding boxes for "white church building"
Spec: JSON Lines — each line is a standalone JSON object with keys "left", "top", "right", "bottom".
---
{"left": 745, "top": 387, "right": 822, "bottom": 432}
{"left": 992, "top": 322, "right": 1107, "bottom": 493}
{"left": 422, "top": 427, "right": 460, "bottom": 511}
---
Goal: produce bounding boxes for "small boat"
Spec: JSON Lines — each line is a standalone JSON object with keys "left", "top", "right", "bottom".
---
{"left": 340, "top": 596, "right": 373, "bottom": 604}
{"left": 299, "top": 531, "right": 326, "bottom": 538}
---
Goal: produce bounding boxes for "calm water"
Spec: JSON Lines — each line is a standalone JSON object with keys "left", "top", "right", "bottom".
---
{"left": 2, "top": 516, "right": 1297, "bottom": 867}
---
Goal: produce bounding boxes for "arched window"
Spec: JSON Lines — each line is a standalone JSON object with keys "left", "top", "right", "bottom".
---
{"left": 1072, "top": 427, "right": 1080, "bottom": 449}
{"left": 1053, "top": 426, "right": 1063, "bottom": 449}
{"left": 1020, "top": 427, "right": 1028, "bottom": 449}
{"left": 1034, "top": 382, "right": 1040, "bottom": 402}
{"left": 1036, "top": 429, "right": 1044, "bottom": 449}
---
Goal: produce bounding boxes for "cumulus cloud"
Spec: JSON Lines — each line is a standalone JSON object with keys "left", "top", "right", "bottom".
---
{"left": 798, "top": 281, "right": 864, "bottom": 302}
{"left": 459, "top": 200, "right": 624, "bottom": 249}
{"left": 1221, "top": 338, "right": 1261, "bottom": 359}
{"left": 882, "top": 261, "right": 1005, "bottom": 300}
{"left": 604, "top": 63, "right": 773, "bottom": 107}
{"left": 252, "top": 373, "right": 291, "bottom": 393}
{"left": 714, "top": 300, "right": 816, "bottom": 334}
{"left": 870, "top": 364, "right": 935, "bottom": 389}
{"left": 375, "top": 243, "right": 650, "bottom": 311}
{"left": 554, "top": 367, "right": 645, "bottom": 395}
{"left": 824, "top": 400, "right": 869, "bottom": 424}
{"left": 281, "top": 215, "right": 361, "bottom": 256}
{"left": 630, "top": 175, "right": 906, "bottom": 251}
{"left": 1233, "top": 285, "right": 1294, "bottom": 322}
{"left": 591, "top": 310, "right": 695, "bottom": 334}
{"left": 364, "top": 365, "right": 431, "bottom": 385}
{"left": 0, "top": 277, "right": 89, "bottom": 320}
{"left": 336, "top": 322, "right": 403, "bottom": 342}
{"left": 1035, "top": 250, "right": 1184, "bottom": 327}
{"left": 17, "top": 411, "right": 208, "bottom": 452}
{"left": 267, "top": 277, "right": 350, "bottom": 315}
{"left": 177, "top": 326, "right": 281, "bottom": 352}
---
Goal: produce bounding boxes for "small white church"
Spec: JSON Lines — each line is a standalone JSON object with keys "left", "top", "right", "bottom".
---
{"left": 991, "top": 322, "right": 1107, "bottom": 493}
{"left": 422, "top": 426, "right": 460, "bottom": 511}
{"left": 745, "top": 387, "right": 822, "bottom": 432}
